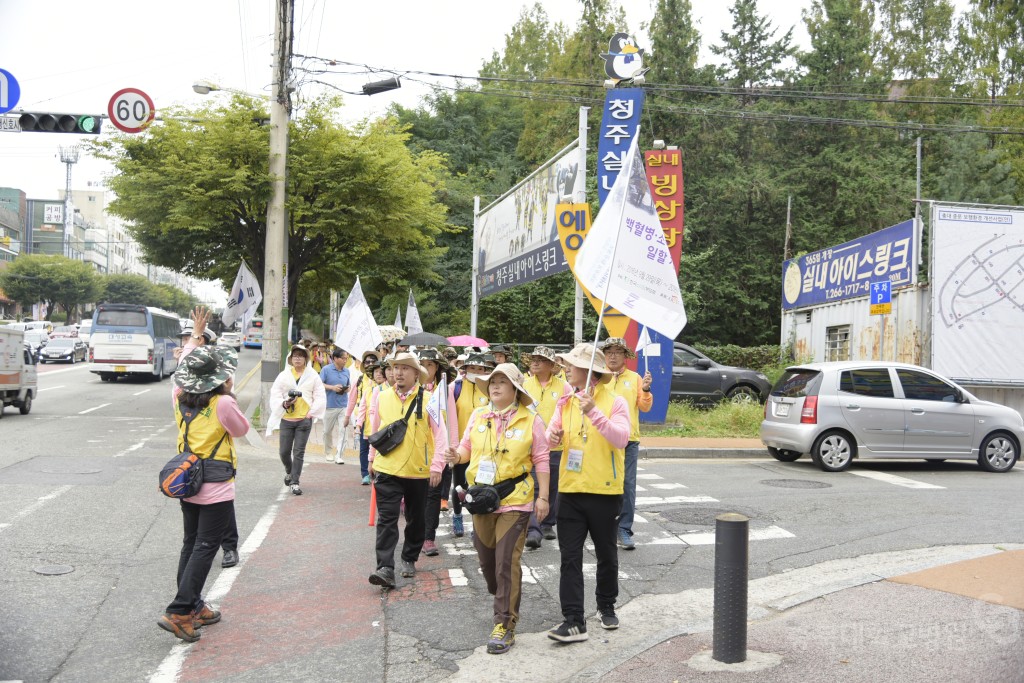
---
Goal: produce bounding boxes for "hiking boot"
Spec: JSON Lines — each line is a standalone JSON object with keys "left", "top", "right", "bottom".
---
{"left": 221, "top": 549, "right": 239, "bottom": 568}
{"left": 400, "top": 559, "right": 416, "bottom": 578}
{"left": 291, "top": 484, "right": 302, "bottom": 496}
{"left": 361, "top": 475, "right": 371, "bottom": 486}
{"left": 541, "top": 525, "right": 557, "bottom": 540}
{"left": 487, "top": 623, "right": 515, "bottom": 654}
{"left": 452, "top": 514, "right": 464, "bottom": 537}
{"left": 158, "top": 612, "right": 201, "bottom": 642}
{"left": 597, "top": 606, "right": 619, "bottom": 630}
{"left": 193, "top": 603, "right": 221, "bottom": 627}
{"left": 617, "top": 528, "right": 635, "bottom": 550}
{"left": 547, "top": 620, "right": 588, "bottom": 643}
{"left": 422, "top": 540, "right": 439, "bottom": 557}
{"left": 525, "top": 530, "right": 542, "bottom": 550}
{"left": 369, "top": 566, "right": 396, "bottom": 588}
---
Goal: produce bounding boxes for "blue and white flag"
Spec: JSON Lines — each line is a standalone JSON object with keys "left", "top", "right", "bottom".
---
{"left": 222, "top": 260, "right": 262, "bottom": 329}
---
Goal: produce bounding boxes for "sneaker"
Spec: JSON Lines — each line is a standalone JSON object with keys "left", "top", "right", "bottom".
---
{"left": 525, "top": 530, "right": 542, "bottom": 550}
{"left": 335, "top": 454, "right": 344, "bottom": 464}
{"left": 361, "top": 475, "right": 371, "bottom": 486}
{"left": 368, "top": 566, "right": 396, "bottom": 588}
{"left": 325, "top": 452, "right": 334, "bottom": 462}
{"left": 541, "top": 525, "right": 557, "bottom": 540}
{"left": 158, "top": 612, "right": 201, "bottom": 642}
{"left": 452, "top": 514, "right": 465, "bottom": 537}
{"left": 597, "top": 607, "right": 619, "bottom": 630}
{"left": 400, "top": 559, "right": 416, "bottom": 578}
{"left": 422, "top": 540, "right": 439, "bottom": 557}
{"left": 440, "top": 499, "right": 449, "bottom": 511}
{"left": 284, "top": 473, "right": 292, "bottom": 486}
{"left": 193, "top": 602, "right": 221, "bottom": 627}
{"left": 617, "top": 528, "right": 635, "bottom": 550}
{"left": 487, "top": 623, "right": 515, "bottom": 654}
{"left": 547, "top": 620, "right": 588, "bottom": 643}
{"left": 291, "top": 484, "right": 302, "bottom": 496}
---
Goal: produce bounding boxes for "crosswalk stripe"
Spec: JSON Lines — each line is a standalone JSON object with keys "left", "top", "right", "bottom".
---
{"left": 448, "top": 568, "right": 468, "bottom": 586}
{"left": 636, "top": 473, "right": 664, "bottom": 480}
{"left": 520, "top": 563, "right": 644, "bottom": 584}
{"left": 650, "top": 482, "right": 688, "bottom": 490}
{"left": 645, "top": 525, "right": 795, "bottom": 546}
{"left": 636, "top": 495, "right": 718, "bottom": 505}
{"left": 847, "top": 470, "right": 946, "bottom": 489}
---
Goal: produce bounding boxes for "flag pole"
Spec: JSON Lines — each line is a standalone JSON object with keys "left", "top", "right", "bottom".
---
{"left": 585, "top": 127, "right": 641, "bottom": 390}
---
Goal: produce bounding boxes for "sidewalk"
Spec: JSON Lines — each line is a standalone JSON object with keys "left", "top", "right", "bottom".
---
{"left": 639, "top": 436, "right": 766, "bottom": 459}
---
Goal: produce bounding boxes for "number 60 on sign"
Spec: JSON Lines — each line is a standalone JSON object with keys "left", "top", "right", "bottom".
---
{"left": 107, "top": 88, "right": 156, "bottom": 134}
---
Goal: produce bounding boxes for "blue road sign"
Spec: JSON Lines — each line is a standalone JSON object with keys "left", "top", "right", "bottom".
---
{"left": 871, "top": 280, "right": 892, "bottom": 305}
{"left": 0, "top": 69, "right": 21, "bottom": 114}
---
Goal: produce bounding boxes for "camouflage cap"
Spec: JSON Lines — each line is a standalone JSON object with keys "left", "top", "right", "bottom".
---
{"left": 527, "top": 345, "right": 558, "bottom": 363}
{"left": 174, "top": 345, "right": 238, "bottom": 394}
{"left": 464, "top": 352, "right": 497, "bottom": 370}
{"left": 600, "top": 337, "right": 636, "bottom": 359}
{"left": 489, "top": 343, "right": 512, "bottom": 355}
{"left": 442, "top": 346, "right": 459, "bottom": 361}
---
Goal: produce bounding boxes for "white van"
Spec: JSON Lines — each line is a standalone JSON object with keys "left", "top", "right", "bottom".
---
{"left": 0, "top": 327, "right": 38, "bottom": 416}
{"left": 78, "top": 319, "right": 93, "bottom": 343}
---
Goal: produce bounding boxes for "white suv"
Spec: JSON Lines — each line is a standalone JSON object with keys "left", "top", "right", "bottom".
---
{"left": 760, "top": 361, "right": 1024, "bottom": 473}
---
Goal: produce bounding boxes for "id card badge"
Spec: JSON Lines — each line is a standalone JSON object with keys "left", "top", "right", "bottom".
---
{"left": 476, "top": 460, "right": 497, "bottom": 485}
{"left": 566, "top": 448, "right": 584, "bottom": 472}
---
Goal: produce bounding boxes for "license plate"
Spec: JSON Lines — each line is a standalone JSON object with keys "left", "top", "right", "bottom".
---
{"left": 776, "top": 403, "right": 790, "bottom": 418}
{"left": 114, "top": 366, "right": 126, "bottom": 373}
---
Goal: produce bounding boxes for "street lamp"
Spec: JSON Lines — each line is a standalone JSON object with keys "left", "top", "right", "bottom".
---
{"left": 192, "top": 80, "right": 270, "bottom": 100}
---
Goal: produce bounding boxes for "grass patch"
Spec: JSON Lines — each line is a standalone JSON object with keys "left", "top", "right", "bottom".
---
{"left": 641, "top": 400, "right": 763, "bottom": 438}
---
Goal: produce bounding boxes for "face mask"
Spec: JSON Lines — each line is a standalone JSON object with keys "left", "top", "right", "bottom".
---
{"left": 466, "top": 372, "right": 482, "bottom": 382}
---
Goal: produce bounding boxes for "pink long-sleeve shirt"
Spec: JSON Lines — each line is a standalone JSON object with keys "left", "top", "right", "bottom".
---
{"left": 458, "top": 408, "right": 550, "bottom": 513}
{"left": 546, "top": 391, "right": 631, "bottom": 449}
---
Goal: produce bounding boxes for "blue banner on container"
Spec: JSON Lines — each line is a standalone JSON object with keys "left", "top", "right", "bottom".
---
{"left": 596, "top": 88, "right": 645, "bottom": 207}
{"left": 781, "top": 220, "right": 915, "bottom": 310}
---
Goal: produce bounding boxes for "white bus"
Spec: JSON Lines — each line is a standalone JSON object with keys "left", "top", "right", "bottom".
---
{"left": 89, "top": 304, "right": 181, "bottom": 382}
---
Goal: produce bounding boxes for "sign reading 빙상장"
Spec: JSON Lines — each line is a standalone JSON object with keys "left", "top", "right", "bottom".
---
{"left": 643, "top": 149, "right": 684, "bottom": 272}
{"left": 781, "top": 220, "right": 915, "bottom": 310}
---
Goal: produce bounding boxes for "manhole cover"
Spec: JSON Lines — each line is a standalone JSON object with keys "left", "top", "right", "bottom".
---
{"left": 760, "top": 479, "right": 831, "bottom": 489}
{"left": 661, "top": 506, "right": 759, "bottom": 525}
{"left": 34, "top": 565, "right": 74, "bottom": 576}
{"left": 41, "top": 468, "right": 102, "bottom": 475}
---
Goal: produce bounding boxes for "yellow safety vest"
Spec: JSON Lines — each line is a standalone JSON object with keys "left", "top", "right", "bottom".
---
{"left": 466, "top": 405, "right": 536, "bottom": 507}
{"left": 557, "top": 384, "right": 624, "bottom": 495}
{"left": 523, "top": 374, "right": 568, "bottom": 427}
{"left": 174, "top": 395, "right": 236, "bottom": 474}
{"left": 456, "top": 378, "right": 490, "bottom": 438}
{"left": 608, "top": 368, "right": 643, "bottom": 442}
{"left": 372, "top": 384, "right": 432, "bottom": 479}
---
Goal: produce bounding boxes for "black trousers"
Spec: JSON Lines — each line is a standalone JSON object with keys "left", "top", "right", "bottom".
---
{"left": 374, "top": 473, "right": 429, "bottom": 569}
{"left": 168, "top": 499, "right": 234, "bottom": 615}
{"left": 221, "top": 503, "right": 238, "bottom": 551}
{"left": 557, "top": 492, "right": 622, "bottom": 624}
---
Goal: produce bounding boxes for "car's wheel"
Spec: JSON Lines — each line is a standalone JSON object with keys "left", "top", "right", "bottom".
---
{"left": 811, "top": 430, "right": 855, "bottom": 472}
{"left": 70, "top": 354, "right": 75, "bottom": 364}
{"left": 727, "top": 385, "right": 760, "bottom": 404}
{"left": 978, "top": 432, "right": 1018, "bottom": 472}
{"left": 767, "top": 446, "right": 802, "bottom": 462}
{"left": 19, "top": 394, "right": 32, "bottom": 415}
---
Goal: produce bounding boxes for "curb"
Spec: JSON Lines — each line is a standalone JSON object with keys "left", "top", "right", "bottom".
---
{"left": 640, "top": 447, "right": 768, "bottom": 459}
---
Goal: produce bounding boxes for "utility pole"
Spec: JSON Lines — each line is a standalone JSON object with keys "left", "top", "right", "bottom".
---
{"left": 59, "top": 145, "right": 79, "bottom": 259}
{"left": 261, "top": 0, "right": 294, "bottom": 420}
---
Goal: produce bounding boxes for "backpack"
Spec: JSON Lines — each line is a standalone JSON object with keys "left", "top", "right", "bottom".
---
{"left": 158, "top": 400, "right": 233, "bottom": 499}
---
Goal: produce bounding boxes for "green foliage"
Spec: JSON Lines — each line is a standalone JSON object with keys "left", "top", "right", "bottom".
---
{"left": 0, "top": 254, "right": 101, "bottom": 322}
{"left": 50, "top": 311, "right": 67, "bottom": 323}
{"left": 99, "top": 273, "right": 195, "bottom": 315}
{"left": 642, "top": 400, "right": 764, "bottom": 437}
{"left": 692, "top": 343, "right": 782, "bottom": 372}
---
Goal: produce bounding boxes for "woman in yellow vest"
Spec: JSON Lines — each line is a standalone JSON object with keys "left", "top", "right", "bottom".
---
{"left": 158, "top": 345, "right": 250, "bottom": 643}
{"left": 444, "top": 363, "right": 550, "bottom": 655}
{"left": 448, "top": 352, "right": 496, "bottom": 537}
{"left": 545, "top": 343, "right": 630, "bottom": 643}
{"left": 522, "top": 345, "right": 573, "bottom": 549}
{"left": 266, "top": 345, "right": 327, "bottom": 496}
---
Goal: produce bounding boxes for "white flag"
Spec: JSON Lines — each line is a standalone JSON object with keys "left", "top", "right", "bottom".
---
{"left": 405, "top": 289, "right": 423, "bottom": 334}
{"left": 222, "top": 261, "right": 262, "bottom": 329}
{"left": 636, "top": 325, "right": 653, "bottom": 353}
{"left": 334, "top": 277, "right": 383, "bottom": 360}
{"left": 425, "top": 374, "right": 449, "bottom": 447}
{"left": 394, "top": 308, "right": 403, "bottom": 330}
{"left": 574, "top": 128, "right": 687, "bottom": 339}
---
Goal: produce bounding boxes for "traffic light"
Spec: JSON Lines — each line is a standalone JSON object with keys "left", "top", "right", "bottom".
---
{"left": 18, "top": 112, "right": 102, "bottom": 134}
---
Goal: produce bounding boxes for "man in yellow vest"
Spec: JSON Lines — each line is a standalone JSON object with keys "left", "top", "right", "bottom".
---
{"left": 522, "top": 346, "right": 572, "bottom": 549}
{"left": 367, "top": 353, "right": 446, "bottom": 588}
{"left": 600, "top": 337, "right": 653, "bottom": 551}
{"left": 344, "top": 350, "right": 380, "bottom": 486}
{"left": 545, "top": 343, "right": 630, "bottom": 642}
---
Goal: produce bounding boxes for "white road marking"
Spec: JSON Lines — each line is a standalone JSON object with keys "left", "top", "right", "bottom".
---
{"left": 133, "top": 389, "right": 151, "bottom": 396}
{"left": 37, "top": 364, "right": 92, "bottom": 376}
{"left": 37, "top": 385, "right": 64, "bottom": 392}
{"left": 635, "top": 485, "right": 647, "bottom": 492}
{"left": 646, "top": 525, "right": 795, "bottom": 546}
{"left": 847, "top": 470, "right": 946, "bottom": 490}
{"left": 78, "top": 403, "right": 111, "bottom": 415}
{"left": 0, "top": 485, "right": 73, "bottom": 535}
{"left": 633, "top": 514, "right": 648, "bottom": 524}
{"left": 636, "top": 495, "right": 718, "bottom": 505}
{"left": 149, "top": 488, "right": 289, "bottom": 683}
{"left": 449, "top": 568, "right": 468, "bottom": 586}
{"left": 650, "top": 482, "right": 688, "bottom": 490}
{"left": 112, "top": 425, "right": 172, "bottom": 458}
{"left": 521, "top": 563, "right": 643, "bottom": 584}
{"left": 636, "top": 473, "right": 663, "bottom": 480}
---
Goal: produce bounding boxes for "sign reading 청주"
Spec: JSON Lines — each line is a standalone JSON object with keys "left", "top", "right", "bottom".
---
{"left": 596, "top": 88, "right": 644, "bottom": 208}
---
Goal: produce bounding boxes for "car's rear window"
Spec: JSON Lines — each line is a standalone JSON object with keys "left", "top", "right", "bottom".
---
{"left": 839, "top": 368, "right": 895, "bottom": 398}
{"left": 772, "top": 370, "right": 822, "bottom": 398}
{"left": 96, "top": 310, "right": 147, "bottom": 327}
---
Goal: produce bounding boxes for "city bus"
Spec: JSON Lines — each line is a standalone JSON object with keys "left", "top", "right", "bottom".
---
{"left": 244, "top": 316, "right": 264, "bottom": 348}
{"left": 89, "top": 303, "right": 181, "bottom": 382}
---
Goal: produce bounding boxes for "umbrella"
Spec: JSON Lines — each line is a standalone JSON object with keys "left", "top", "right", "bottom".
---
{"left": 448, "top": 334, "right": 488, "bottom": 347}
{"left": 399, "top": 332, "right": 449, "bottom": 347}
{"left": 377, "top": 325, "right": 405, "bottom": 343}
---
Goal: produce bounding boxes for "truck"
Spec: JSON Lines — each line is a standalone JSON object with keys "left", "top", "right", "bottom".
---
{"left": 0, "top": 326, "right": 38, "bottom": 417}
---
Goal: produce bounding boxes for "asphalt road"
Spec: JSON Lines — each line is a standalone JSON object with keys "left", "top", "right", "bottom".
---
{"left": 1, "top": 355, "right": 1023, "bottom": 682}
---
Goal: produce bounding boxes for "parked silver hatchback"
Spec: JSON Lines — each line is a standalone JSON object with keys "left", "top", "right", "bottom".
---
{"left": 760, "top": 361, "right": 1024, "bottom": 472}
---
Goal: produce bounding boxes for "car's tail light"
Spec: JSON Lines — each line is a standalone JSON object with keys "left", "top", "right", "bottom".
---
{"left": 147, "top": 349, "right": 154, "bottom": 364}
{"left": 88, "top": 348, "right": 94, "bottom": 362}
{"left": 801, "top": 396, "right": 818, "bottom": 424}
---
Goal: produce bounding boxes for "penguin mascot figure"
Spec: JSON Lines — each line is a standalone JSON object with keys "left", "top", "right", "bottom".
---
{"left": 601, "top": 32, "right": 650, "bottom": 86}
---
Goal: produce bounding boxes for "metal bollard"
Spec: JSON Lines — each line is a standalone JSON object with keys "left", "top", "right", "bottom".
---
{"left": 712, "top": 512, "right": 749, "bottom": 664}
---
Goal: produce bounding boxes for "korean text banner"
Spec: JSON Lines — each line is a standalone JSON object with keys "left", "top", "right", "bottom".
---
{"left": 781, "top": 220, "right": 915, "bottom": 310}
{"left": 931, "top": 205, "right": 1024, "bottom": 383}
{"left": 475, "top": 142, "right": 585, "bottom": 298}
{"left": 597, "top": 88, "right": 644, "bottom": 207}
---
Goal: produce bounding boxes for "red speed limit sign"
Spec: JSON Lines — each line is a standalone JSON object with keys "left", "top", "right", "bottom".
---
{"left": 107, "top": 88, "right": 156, "bottom": 133}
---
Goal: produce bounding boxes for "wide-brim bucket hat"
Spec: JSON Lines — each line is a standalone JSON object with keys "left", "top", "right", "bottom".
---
{"left": 417, "top": 348, "right": 457, "bottom": 383}
{"left": 557, "top": 343, "right": 611, "bottom": 376}
{"left": 473, "top": 362, "right": 535, "bottom": 408}
{"left": 390, "top": 352, "right": 429, "bottom": 385}
{"left": 600, "top": 337, "right": 636, "bottom": 359}
{"left": 288, "top": 345, "right": 310, "bottom": 361}
{"left": 175, "top": 345, "right": 238, "bottom": 394}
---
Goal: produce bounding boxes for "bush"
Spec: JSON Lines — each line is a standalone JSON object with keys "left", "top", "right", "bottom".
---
{"left": 50, "top": 311, "right": 67, "bottom": 323}
{"left": 692, "top": 343, "right": 782, "bottom": 372}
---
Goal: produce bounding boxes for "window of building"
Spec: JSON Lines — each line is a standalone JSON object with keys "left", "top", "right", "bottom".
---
{"left": 825, "top": 325, "right": 851, "bottom": 361}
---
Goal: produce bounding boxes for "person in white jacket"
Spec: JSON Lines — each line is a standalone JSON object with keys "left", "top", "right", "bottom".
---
{"left": 266, "top": 345, "right": 327, "bottom": 495}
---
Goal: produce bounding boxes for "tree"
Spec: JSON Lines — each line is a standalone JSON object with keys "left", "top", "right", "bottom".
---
{"left": 101, "top": 273, "right": 152, "bottom": 306}
{"left": 877, "top": 0, "right": 956, "bottom": 80}
{"left": 935, "top": 132, "right": 1017, "bottom": 204}
{"left": 0, "top": 255, "right": 100, "bottom": 321}
{"left": 711, "top": 0, "right": 797, "bottom": 92}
